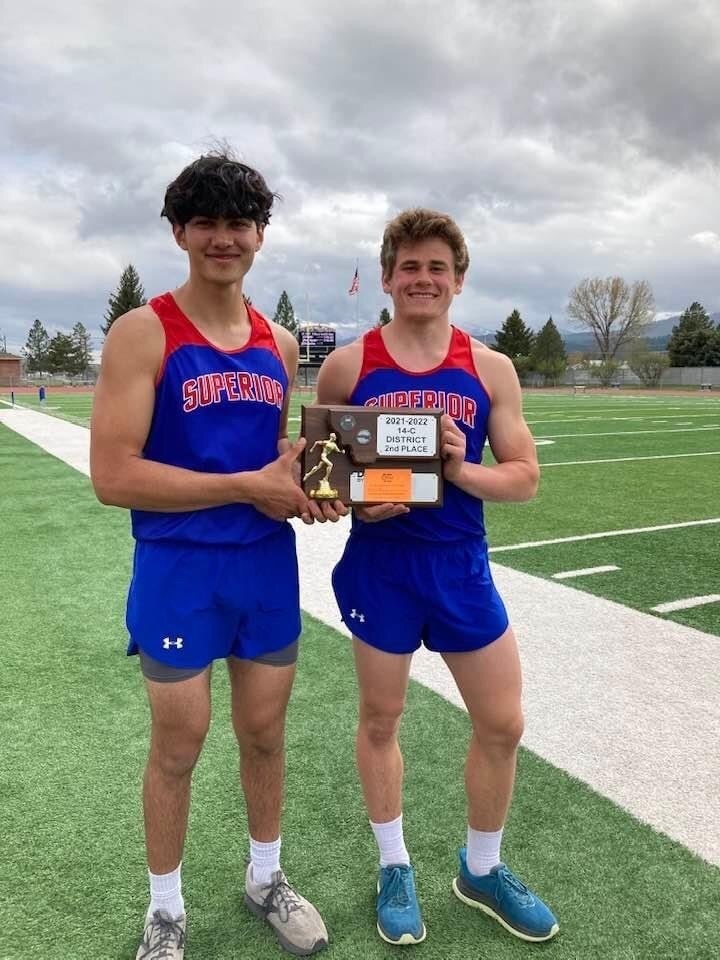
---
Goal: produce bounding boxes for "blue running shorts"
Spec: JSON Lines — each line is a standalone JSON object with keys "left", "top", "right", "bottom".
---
{"left": 126, "top": 524, "right": 301, "bottom": 670}
{"left": 332, "top": 534, "right": 508, "bottom": 655}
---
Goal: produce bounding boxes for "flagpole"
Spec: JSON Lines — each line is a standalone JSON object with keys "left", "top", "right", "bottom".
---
{"left": 355, "top": 258, "right": 360, "bottom": 334}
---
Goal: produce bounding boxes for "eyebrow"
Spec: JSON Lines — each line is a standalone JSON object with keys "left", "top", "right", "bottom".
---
{"left": 398, "top": 258, "right": 450, "bottom": 268}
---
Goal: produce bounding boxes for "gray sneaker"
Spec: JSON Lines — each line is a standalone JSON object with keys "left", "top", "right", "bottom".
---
{"left": 244, "top": 864, "right": 328, "bottom": 956}
{"left": 135, "top": 910, "right": 186, "bottom": 959}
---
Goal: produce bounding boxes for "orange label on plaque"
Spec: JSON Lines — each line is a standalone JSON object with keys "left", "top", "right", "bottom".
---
{"left": 363, "top": 468, "right": 412, "bottom": 502}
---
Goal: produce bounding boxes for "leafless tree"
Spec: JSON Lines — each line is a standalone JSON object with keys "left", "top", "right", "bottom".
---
{"left": 567, "top": 277, "right": 655, "bottom": 361}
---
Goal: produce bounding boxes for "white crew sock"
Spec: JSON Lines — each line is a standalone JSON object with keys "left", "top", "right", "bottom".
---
{"left": 466, "top": 826, "right": 504, "bottom": 876}
{"left": 370, "top": 814, "right": 410, "bottom": 867}
{"left": 148, "top": 863, "right": 185, "bottom": 920}
{"left": 250, "top": 836, "right": 282, "bottom": 885}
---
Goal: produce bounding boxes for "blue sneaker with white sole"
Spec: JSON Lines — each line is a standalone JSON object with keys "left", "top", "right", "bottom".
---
{"left": 452, "top": 848, "right": 559, "bottom": 942}
{"left": 376, "top": 864, "right": 427, "bottom": 945}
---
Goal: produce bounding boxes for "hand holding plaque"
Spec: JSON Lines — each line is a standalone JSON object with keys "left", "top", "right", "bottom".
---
{"left": 301, "top": 405, "right": 444, "bottom": 506}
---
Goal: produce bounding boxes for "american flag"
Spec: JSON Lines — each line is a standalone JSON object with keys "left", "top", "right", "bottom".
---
{"left": 348, "top": 266, "right": 359, "bottom": 295}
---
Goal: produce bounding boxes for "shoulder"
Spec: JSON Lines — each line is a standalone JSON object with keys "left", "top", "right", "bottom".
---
{"left": 98, "top": 305, "right": 165, "bottom": 382}
{"left": 316, "top": 337, "right": 364, "bottom": 401}
{"left": 468, "top": 339, "right": 520, "bottom": 398}
{"left": 320, "top": 337, "right": 364, "bottom": 379}
{"left": 103, "top": 304, "right": 164, "bottom": 356}
{"left": 267, "top": 319, "right": 299, "bottom": 355}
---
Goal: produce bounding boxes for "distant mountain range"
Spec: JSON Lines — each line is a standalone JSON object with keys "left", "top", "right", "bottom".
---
{"left": 337, "top": 311, "right": 719, "bottom": 354}
{"left": 450, "top": 311, "right": 719, "bottom": 354}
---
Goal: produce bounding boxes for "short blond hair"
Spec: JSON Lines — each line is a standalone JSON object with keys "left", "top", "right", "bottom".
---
{"left": 380, "top": 208, "right": 470, "bottom": 278}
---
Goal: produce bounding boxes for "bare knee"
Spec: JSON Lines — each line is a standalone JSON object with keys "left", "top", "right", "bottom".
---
{"left": 473, "top": 709, "right": 525, "bottom": 755}
{"left": 149, "top": 719, "right": 209, "bottom": 778}
{"left": 235, "top": 710, "right": 286, "bottom": 758}
{"left": 359, "top": 702, "right": 404, "bottom": 749}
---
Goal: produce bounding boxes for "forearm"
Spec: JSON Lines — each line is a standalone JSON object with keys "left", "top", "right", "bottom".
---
{"left": 449, "top": 460, "right": 539, "bottom": 502}
{"left": 92, "top": 455, "right": 260, "bottom": 512}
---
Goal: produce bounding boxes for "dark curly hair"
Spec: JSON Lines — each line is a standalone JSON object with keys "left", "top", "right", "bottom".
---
{"left": 161, "top": 152, "right": 278, "bottom": 228}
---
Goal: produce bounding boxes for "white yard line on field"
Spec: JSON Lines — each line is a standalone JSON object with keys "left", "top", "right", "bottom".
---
{"left": 2, "top": 405, "right": 719, "bottom": 867}
{"left": 537, "top": 426, "right": 719, "bottom": 439}
{"left": 489, "top": 517, "right": 720, "bottom": 552}
{"left": 541, "top": 451, "right": 720, "bottom": 467}
{"left": 528, "top": 414, "right": 717, "bottom": 425}
{"left": 651, "top": 595, "right": 720, "bottom": 614}
{"left": 552, "top": 565, "right": 620, "bottom": 579}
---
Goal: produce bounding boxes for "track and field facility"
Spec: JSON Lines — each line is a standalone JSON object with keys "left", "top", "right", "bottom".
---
{"left": 1, "top": 387, "right": 718, "bottom": 960}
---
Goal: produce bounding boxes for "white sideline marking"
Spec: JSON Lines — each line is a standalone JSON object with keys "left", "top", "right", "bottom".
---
{"left": 489, "top": 517, "right": 720, "bottom": 553}
{"left": 652, "top": 595, "right": 720, "bottom": 613}
{"left": 541, "top": 451, "right": 720, "bottom": 467}
{"left": 552, "top": 565, "right": 620, "bottom": 580}
{"left": 537, "top": 426, "right": 719, "bottom": 439}
{"left": 533, "top": 439, "right": 555, "bottom": 446}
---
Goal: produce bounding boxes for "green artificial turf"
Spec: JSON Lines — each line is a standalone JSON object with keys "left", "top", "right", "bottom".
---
{"left": 2, "top": 424, "right": 720, "bottom": 960}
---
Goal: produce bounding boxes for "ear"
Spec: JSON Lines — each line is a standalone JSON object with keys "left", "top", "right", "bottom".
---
{"left": 172, "top": 223, "right": 188, "bottom": 251}
{"left": 381, "top": 270, "right": 393, "bottom": 294}
{"left": 454, "top": 272, "right": 465, "bottom": 295}
{"left": 255, "top": 224, "right": 265, "bottom": 253}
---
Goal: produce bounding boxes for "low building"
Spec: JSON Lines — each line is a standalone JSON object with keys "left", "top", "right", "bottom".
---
{"left": 0, "top": 354, "right": 22, "bottom": 386}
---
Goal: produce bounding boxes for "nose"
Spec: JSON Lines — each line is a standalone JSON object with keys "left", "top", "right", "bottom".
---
{"left": 211, "top": 232, "right": 234, "bottom": 248}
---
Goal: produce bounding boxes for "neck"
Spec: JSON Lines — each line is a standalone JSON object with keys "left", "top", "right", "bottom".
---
{"left": 384, "top": 315, "right": 452, "bottom": 349}
{"left": 174, "top": 276, "right": 248, "bottom": 327}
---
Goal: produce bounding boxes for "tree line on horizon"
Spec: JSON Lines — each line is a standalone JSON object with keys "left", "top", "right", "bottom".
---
{"left": 19, "top": 267, "right": 720, "bottom": 383}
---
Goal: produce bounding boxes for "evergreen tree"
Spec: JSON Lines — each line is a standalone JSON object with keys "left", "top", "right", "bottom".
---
{"left": 102, "top": 264, "right": 146, "bottom": 336}
{"left": 70, "top": 322, "right": 92, "bottom": 377}
{"left": 667, "top": 302, "right": 720, "bottom": 366}
{"left": 377, "top": 307, "right": 392, "bottom": 327}
{"left": 46, "top": 332, "right": 75, "bottom": 375}
{"left": 493, "top": 309, "right": 535, "bottom": 377}
{"left": 531, "top": 316, "right": 567, "bottom": 385}
{"left": 272, "top": 290, "right": 297, "bottom": 334}
{"left": 23, "top": 318, "right": 50, "bottom": 373}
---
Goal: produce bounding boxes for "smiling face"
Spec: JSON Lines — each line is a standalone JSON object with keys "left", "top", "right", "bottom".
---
{"left": 382, "top": 237, "right": 464, "bottom": 323}
{"left": 173, "top": 215, "right": 264, "bottom": 286}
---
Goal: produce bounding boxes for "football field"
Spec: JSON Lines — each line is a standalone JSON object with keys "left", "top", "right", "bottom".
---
{"left": 1, "top": 388, "right": 718, "bottom": 959}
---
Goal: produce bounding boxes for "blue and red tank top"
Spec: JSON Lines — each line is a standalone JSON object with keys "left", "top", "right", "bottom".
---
{"left": 131, "top": 293, "right": 288, "bottom": 545}
{"left": 349, "top": 325, "right": 492, "bottom": 543}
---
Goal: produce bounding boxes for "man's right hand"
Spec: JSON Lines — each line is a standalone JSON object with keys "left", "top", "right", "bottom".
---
{"left": 248, "top": 439, "right": 311, "bottom": 521}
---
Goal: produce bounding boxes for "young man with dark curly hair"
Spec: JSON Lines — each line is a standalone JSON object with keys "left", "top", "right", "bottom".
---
{"left": 91, "top": 152, "right": 330, "bottom": 960}
{"left": 315, "top": 208, "right": 559, "bottom": 948}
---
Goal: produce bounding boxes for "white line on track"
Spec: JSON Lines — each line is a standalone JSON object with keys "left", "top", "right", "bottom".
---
{"left": 489, "top": 517, "right": 720, "bottom": 552}
{"left": 651, "top": 595, "right": 720, "bottom": 613}
{"left": 552, "top": 565, "right": 620, "bottom": 579}
{"left": 541, "top": 451, "right": 720, "bottom": 467}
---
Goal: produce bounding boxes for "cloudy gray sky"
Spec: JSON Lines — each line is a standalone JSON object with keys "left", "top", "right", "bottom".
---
{"left": 1, "top": 0, "right": 719, "bottom": 352}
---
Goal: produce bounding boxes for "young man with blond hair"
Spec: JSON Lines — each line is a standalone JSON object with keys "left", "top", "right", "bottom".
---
{"left": 315, "top": 208, "right": 559, "bottom": 946}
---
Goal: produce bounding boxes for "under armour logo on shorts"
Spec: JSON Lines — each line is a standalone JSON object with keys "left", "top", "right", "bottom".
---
{"left": 350, "top": 609, "right": 366, "bottom": 623}
{"left": 162, "top": 636, "right": 184, "bottom": 649}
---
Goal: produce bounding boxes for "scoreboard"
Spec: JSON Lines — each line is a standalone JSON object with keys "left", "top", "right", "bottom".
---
{"left": 298, "top": 325, "right": 336, "bottom": 363}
